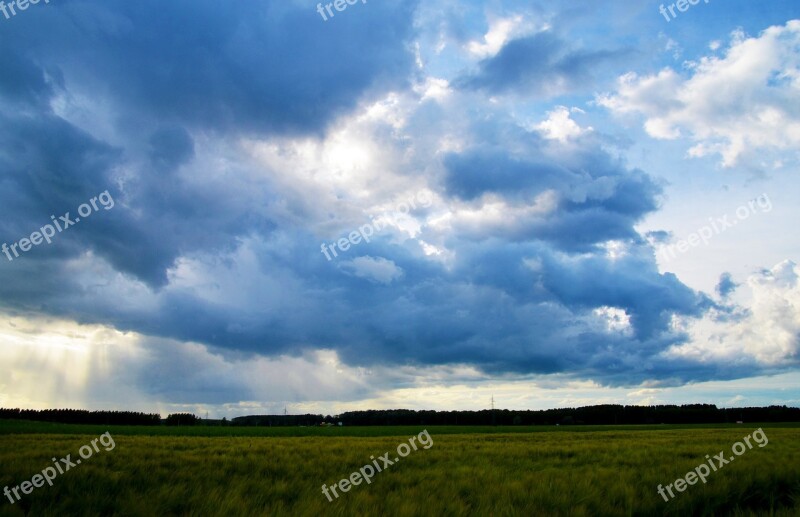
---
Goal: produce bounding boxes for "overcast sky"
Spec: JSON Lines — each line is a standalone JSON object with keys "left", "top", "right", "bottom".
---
{"left": 0, "top": 0, "right": 798, "bottom": 418}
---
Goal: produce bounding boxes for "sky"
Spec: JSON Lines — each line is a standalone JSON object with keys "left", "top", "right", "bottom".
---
{"left": 0, "top": 0, "right": 798, "bottom": 418}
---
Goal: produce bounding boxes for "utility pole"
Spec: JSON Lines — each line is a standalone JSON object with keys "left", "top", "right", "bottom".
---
{"left": 491, "top": 395, "right": 496, "bottom": 426}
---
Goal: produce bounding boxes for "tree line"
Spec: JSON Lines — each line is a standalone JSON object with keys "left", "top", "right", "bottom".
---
{"left": 328, "top": 405, "right": 800, "bottom": 426}
{"left": 0, "top": 408, "right": 161, "bottom": 425}
{"left": 231, "top": 404, "right": 800, "bottom": 426}
{"left": 3, "top": 404, "right": 799, "bottom": 427}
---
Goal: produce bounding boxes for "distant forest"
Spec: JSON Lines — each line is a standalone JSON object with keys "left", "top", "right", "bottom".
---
{"left": 233, "top": 405, "right": 800, "bottom": 426}
{"left": 2, "top": 404, "right": 799, "bottom": 426}
{"left": 0, "top": 408, "right": 161, "bottom": 425}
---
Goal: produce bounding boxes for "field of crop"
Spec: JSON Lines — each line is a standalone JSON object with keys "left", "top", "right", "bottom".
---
{"left": 0, "top": 421, "right": 798, "bottom": 516}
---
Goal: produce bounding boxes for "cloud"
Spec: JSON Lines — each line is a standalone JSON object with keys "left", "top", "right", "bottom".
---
{"left": 598, "top": 21, "right": 800, "bottom": 167}
{"left": 457, "top": 31, "right": 630, "bottom": 97}
{"left": 716, "top": 272, "right": 739, "bottom": 299}
{"left": 670, "top": 260, "right": 800, "bottom": 366}
{"left": 148, "top": 126, "right": 195, "bottom": 173}
{"left": 0, "top": 313, "right": 375, "bottom": 411}
{"left": 2, "top": 0, "right": 420, "bottom": 137}
{"left": 0, "top": 74, "right": 713, "bottom": 387}
{"left": 0, "top": 0, "right": 794, "bottom": 403}
{"left": 439, "top": 125, "right": 662, "bottom": 251}
{"left": 340, "top": 256, "right": 405, "bottom": 284}
{"left": 535, "top": 106, "right": 592, "bottom": 142}
{"left": 4, "top": 312, "right": 796, "bottom": 416}
{"left": 465, "top": 15, "right": 533, "bottom": 59}
{"left": 0, "top": 0, "right": 421, "bottom": 288}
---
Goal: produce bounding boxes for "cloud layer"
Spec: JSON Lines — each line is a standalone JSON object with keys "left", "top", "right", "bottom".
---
{"left": 0, "top": 1, "right": 798, "bottom": 410}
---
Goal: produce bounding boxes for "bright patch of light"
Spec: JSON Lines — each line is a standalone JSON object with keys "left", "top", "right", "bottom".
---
{"left": 601, "top": 240, "right": 629, "bottom": 260}
{"left": 594, "top": 306, "right": 632, "bottom": 333}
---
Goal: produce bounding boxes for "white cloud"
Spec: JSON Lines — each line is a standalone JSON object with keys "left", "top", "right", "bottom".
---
{"left": 414, "top": 77, "right": 452, "bottom": 102}
{"left": 535, "top": 106, "right": 592, "bottom": 142}
{"left": 598, "top": 21, "right": 800, "bottom": 167}
{"left": 593, "top": 306, "right": 633, "bottom": 334}
{"left": 668, "top": 260, "right": 800, "bottom": 365}
{"left": 340, "top": 256, "right": 404, "bottom": 284}
{"left": 466, "top": 15, "right": 530, "bottom": 59}
{"left": 241, "top": 91, "right": 433, "bottom": 240}
{"left": 427, "top": 190, "right": 559, "bottom": 241}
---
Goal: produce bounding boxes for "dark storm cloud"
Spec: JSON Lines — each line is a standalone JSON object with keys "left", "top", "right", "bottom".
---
{"left": 148, "top": 126, "right": 195, "bottom": 173}
{"left": 538, "top": 254, "right": 708, "bottom": 341}
{"left": 0, "top": 51, "right": 56, "bottom": 109}
{"left": 442, "top": 130, "right": 662, "bottom": 251}
{"left": 0, "top": 111, "right": 122, "bottom": 259}
{"left": 0, "top": 0, "right": 419, "bottom": 136}
{"left": 443, "top": 151, "right": 566, "bottom": 200}
{"left": 457, "top": 31, "right": 630, "bottom": 96}
{"left": 0, "top": 108, "right": 221, "bottom": 287}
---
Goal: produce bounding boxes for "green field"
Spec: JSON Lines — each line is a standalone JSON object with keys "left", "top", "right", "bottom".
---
{"left": 0, "top": 421, "right": 798, "bottom": 516}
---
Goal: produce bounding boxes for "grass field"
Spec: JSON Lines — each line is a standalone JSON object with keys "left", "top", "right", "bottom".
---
{"left": 0, "top": 421, "right": 798, "bottom": 516}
